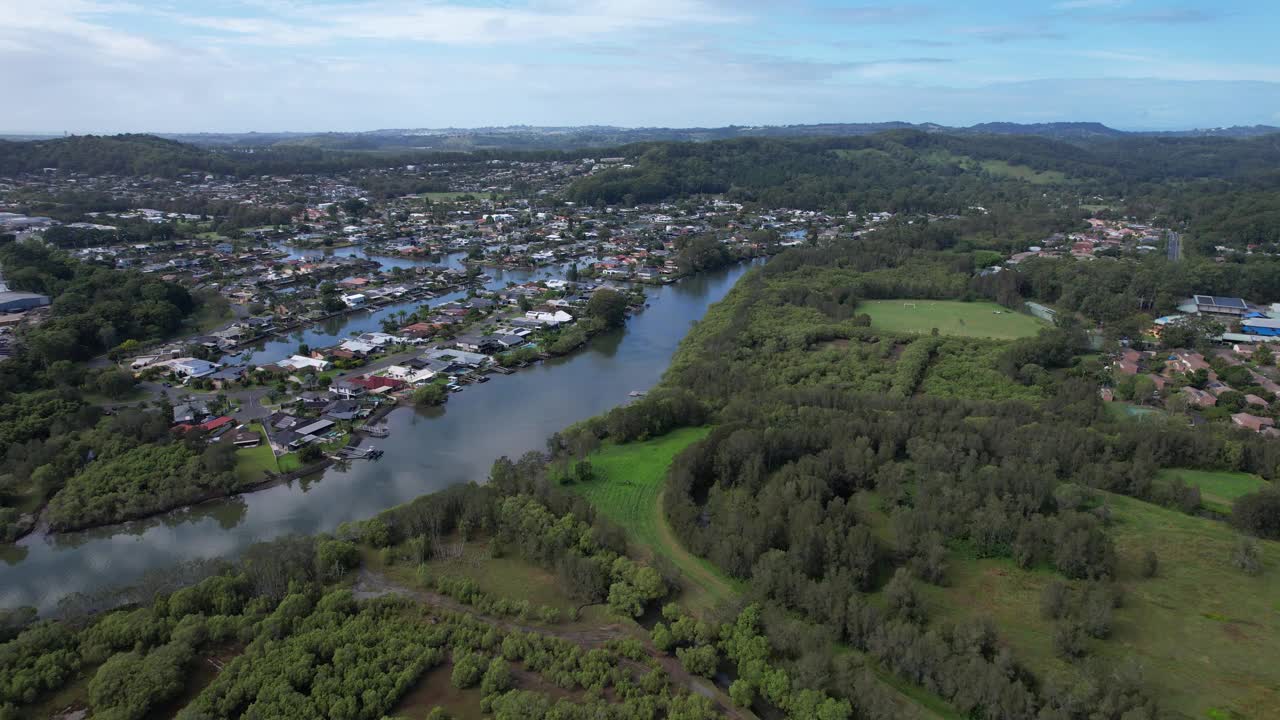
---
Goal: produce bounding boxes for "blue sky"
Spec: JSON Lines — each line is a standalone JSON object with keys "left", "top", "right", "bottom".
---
{"left": 1, "top": 0, "right": 1277, "bottom": 133}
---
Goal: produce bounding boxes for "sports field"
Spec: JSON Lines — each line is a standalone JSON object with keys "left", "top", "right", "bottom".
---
{"left": 859, "top": 300, "right": 1044, "bottom": 339}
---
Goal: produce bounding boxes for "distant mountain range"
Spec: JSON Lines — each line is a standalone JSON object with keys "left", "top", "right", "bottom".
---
{"left": 3, "top": 122, "right": 1276, "bottom": 152}
{"left": 134, "top": 122, "right": 1280, "bottom": 151}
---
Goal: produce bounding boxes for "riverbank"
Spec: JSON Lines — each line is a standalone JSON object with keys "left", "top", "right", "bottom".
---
{"left": 1, "top": 260, "right": 761, "bottom": 613}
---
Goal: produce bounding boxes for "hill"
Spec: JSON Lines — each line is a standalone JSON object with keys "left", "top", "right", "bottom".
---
{"left": 163, "top": 122, "right": 1280, "bottom": 151}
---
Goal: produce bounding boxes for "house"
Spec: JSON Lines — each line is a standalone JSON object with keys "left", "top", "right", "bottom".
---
{"left": 172, "top": 401, "right": 210, "bottom": 425}
{"left": 1167, "top": 350, "right": 1210, "bottom": 374}
{"left": 1231, "top": 413, "right": 1275, "bottom": 433}
{"left": 401, "top": 322, "right": 438, "bottom": 338}
{"left": 332, "top": 380, "right": 367, "bottom": 399}
{"left": 341, "top": 293, "right": 367, "bottom": 307}
{"left": 525, "top": 309, "right": 573, "bottom": 326}
{"left": 425, "top": 348, "right": 489, "bottom": 367}
{"left": 322, "top": 399, "right": 361, "bottom": 421}
{"left": 166, "top": 357, "right": 221, "bottom": 379}
{"left": 1182, "top": 387, "right": 1218, "bottom": 408}
{"left": 455, "top": 334, "right": 502, "bottom": 354}
{"left": 208, "top": 367, "right": 246, "bottom": 389}
{"left": 280, "top": 355, "right": 330, "bottom": 372}
{"left": 338, "top": 340, "right": 378, "bottom": 355}
{"left": 346, "top": 375, "right": 408, "bottom": 393}
{"left": 199, "top": 416, "right": 235, "bottom": 434}
{"left": 229, "top": 428, "right": 262, "bottom": 448}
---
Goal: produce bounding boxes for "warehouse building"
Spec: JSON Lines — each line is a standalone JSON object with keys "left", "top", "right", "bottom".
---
{"left": 0, "top": 291, "right": 51, "bottom": 313}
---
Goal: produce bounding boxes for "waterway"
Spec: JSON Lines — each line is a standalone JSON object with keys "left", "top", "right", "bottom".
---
{"left": 237, "top": 247, "right": 569, "bottom": 366}
{"left": 0, "top": 260, "right": 757, "bottom": 612}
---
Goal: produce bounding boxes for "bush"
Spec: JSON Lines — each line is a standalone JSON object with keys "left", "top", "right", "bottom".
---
{"left": 1232, "top": 490, "right": 1280, "bottom": 539}
{"left": 1231, "top": 535, "right": 1263, "bottom": 576}
{"left": 450, "top": 650, "right": 486, "bottom": 689}
{"left": 1140, "top": 549, "right": 1158, "bottom": 578}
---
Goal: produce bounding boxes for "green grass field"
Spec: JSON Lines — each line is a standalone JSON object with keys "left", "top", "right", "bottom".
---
{"left": 233, "top": 424, "right": 278, "bottom": 481}
{"left": 569, "top": 427, "right": 742, "bottom": 612}
{"left": 1156, "top": 468, "right": 1270, "bottom": 515}
{"left": 860, "top": 300, "right": 1045, "bottom": 339}
{"left": 922, "top": 491, "right": 1280, "bottom": 719}
{"left": 977, "top": 159, "right": 1069, "bottom": 185}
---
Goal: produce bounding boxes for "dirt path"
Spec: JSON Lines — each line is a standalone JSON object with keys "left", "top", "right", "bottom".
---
{"left": 653, "top": 489, "right": 739, "bottom": 608}
{"left": 353, "top": 568, "right": 752, "bottom": 719}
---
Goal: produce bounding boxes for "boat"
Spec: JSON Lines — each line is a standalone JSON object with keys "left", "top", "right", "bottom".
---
{"left": 628, "top": 390, "right": 647, "bottom": 398}
{"left": 359, "top": 424, "right": 390, "bottom": 438}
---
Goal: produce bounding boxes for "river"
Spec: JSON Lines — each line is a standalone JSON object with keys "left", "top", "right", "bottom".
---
{"left": 0, "top": 260, "right": 756, "bottom": 612}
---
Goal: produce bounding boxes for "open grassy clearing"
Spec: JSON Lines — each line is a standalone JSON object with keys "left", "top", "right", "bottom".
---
{"left": 918, "top": 491, "right": 1280, "bottom": 720}
{"left": 1156, "top": 468, "right": 1269, "bottom": 515}
{"left": 859, "top": 299, "right": 1045, "bottom": 339}
{"left": 568, "top": 427, "right": 742, "bottom": 612}
{"left": 978, "top": 159, "right": 1069, "bottom": 185}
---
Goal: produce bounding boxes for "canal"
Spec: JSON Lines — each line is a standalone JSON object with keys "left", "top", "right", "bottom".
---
{"left": 0, "top": 260, "right": 756, "bottom": 612}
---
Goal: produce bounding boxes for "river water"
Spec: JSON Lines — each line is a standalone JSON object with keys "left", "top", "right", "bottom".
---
{"left": 0, "top": 260, "right": 755, "bottom": 612}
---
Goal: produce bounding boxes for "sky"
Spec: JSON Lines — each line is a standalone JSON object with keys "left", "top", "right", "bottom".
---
{"left": 0, "top": 0, "right": 1278, "bottom": 133}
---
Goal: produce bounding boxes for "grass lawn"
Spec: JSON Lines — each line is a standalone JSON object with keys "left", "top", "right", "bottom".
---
{"left": 1155, "top": 468, "right": 1270, "bottom": 515}
{"left": 1105, "top": 401, "right": 1167, "bottom": 422}
{"left": 569, "top": 427, "right": 742, "bottom": 612}
{"left": 859, "top": 300, "right": 1044, "bottom": 339}
{"left": 923, "top": 491, "right": 1280, "bottom": 720}
{"left": 233, "top": 424, "right": 278, "bottom": 481}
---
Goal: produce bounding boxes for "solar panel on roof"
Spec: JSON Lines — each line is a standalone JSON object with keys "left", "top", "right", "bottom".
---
{"left": 1213, "top": 296, "right": 1247, "bottom": 308}
{"left": 1194, "top": 295, "right": 1214, "bottom": 304}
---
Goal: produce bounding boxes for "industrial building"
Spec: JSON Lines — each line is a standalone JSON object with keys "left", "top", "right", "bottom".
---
{"left": 0, "top": 291, "right": 51, "bottom": 313}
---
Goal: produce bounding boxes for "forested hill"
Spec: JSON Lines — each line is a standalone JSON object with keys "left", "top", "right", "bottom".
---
{"left": 0, "top": 134, "right": 570, "bottom": 178}
{"left": 564, "top": 130, "right": 1280, "bottom": 208}
{"left": 155, "top": 121, "right": 1280, "bottom": 151}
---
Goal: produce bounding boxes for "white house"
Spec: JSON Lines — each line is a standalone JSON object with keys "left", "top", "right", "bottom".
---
{"left": 280, "top": 355, "right": 330, "bottom": 371}
{"left": 341, "top": 293, "right": 367, "bottom": 307}
{"left": 165, "top": 357, "right": 221, "bottom": 379}
{"left": 526, "top": 310, "right": 573, "bottom": 326}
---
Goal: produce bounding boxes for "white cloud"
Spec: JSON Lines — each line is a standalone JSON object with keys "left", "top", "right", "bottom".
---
{"left": 168, "top": 0, "right": 744, "bottom": 47}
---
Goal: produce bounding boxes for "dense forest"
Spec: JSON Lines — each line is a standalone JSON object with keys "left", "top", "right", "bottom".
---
{"left": 0, "top": 242, "right": 247, "bottom": 540}
{"left": 536, "top": 235, "right": 1280, "bottom": 719}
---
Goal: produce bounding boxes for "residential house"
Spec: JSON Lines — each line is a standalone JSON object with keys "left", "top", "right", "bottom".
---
{"left": 172, "top": 401, "right": 210, "bottom": 425}
{"left": 322, "top": 399, "right": 361, "bottom": 421}
{"left": 1182, "top": 387, "right": 1218, "bottom": 408}
{"left": 1231, "top": 413, "right": 1275, "bottom": 433}
{"left": 332, "top": 380, "right": 367, "bottom": 399}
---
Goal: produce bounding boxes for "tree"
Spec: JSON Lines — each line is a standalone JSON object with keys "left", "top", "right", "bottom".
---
{"left": 729, "top": 679, "right": 755, "bottom": 708}
{"left": 1231, "top": 490, "right": 1280, "bottom": 539}
{"left": 413, "top": 383, "right": 448, "bottom": 407}
{"left": 97, "top": 369, "right": 137, "bottom": 400}
{"left": 480, "top": 656, "right": 512, "bottom": 695}
{"left": 675, "top": 644, "right": 718, "bottom": 678}
{"left": 585, "top": 289, "right": 629, "bottom": 330}
{"left": 450, "top": 650, "right": 486, "bottom": 689}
